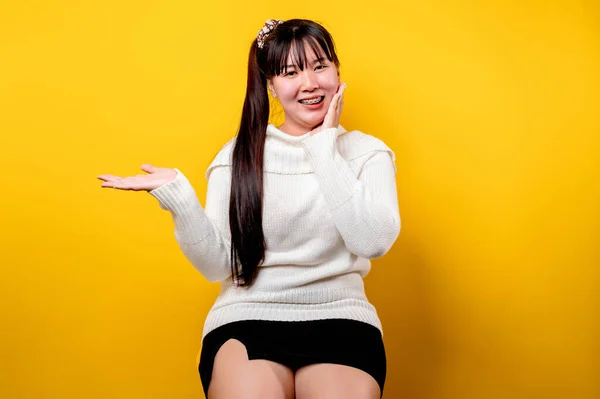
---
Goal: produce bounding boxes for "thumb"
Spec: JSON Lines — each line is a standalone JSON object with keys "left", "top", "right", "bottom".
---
{"left": 140, "top": 164, "right": 157, "bottom": 173}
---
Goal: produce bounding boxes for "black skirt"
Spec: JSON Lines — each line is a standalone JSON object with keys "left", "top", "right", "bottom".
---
{"left": 198, "top": 318, "right": 386, "bottom": 397}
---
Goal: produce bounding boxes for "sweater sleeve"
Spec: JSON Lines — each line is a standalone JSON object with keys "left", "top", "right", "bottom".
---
{"left": 301, "top": 128, "right": 401, "bottom": 259}
{"left": 147, "top": 167, "right": 232, "bottom": 282}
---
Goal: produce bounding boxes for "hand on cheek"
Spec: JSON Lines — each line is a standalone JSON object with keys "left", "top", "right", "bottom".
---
{"left": 309, "top": 82, "right": 346, "bottom": 136}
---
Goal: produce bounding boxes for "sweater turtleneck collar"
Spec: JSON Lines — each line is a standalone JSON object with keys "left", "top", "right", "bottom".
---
{"left": 262, "top": 123, "right": 347, "bottom": 174}
{"left": 266, "top": 123, "right": 347, "bottom": 145}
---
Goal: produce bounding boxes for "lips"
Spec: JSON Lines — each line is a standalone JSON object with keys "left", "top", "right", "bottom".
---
{"left": 298, "top": 96, "right": 325, "bottom": 105}
{"left": 299, "top": 95, "right": 324, "bottom": 101}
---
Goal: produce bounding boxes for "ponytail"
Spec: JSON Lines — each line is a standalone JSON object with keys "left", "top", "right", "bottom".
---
{"left": 228, "top": 40, "right": 269, "bottom": 287}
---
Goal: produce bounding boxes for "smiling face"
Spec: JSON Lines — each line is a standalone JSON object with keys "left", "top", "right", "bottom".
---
{"left": 267, "top": 40, "right": 340, "bottom": 136}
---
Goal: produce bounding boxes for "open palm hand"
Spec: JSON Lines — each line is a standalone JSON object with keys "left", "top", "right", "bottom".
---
{"left": 97, "top": 164, "right": 176, "bottom": 192}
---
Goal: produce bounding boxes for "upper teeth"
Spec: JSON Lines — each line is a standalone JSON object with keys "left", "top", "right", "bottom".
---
{"left": 300, "top": 96, "right": 323, "bottom": 104}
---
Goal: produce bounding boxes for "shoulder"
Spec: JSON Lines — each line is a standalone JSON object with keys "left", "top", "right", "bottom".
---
{"left": 205, "top": 137, "right": 236, "bottom": 180}
{"left": 337, "top": 129, "right": 396, "bottom": 172}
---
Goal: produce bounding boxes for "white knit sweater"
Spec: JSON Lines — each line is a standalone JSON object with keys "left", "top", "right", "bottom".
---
{"left": 149, "top": 124, "right": 400, "bottom": 339}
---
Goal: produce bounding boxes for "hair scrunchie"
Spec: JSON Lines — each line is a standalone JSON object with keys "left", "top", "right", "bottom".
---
{"left": 257, "top": 19, "right": 284, "bottom": 49}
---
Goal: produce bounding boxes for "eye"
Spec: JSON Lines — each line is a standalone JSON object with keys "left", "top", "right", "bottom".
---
{"left": 315, "top": 64, "right": 326, "bottom": 70}
{"left": 285, "top": 71, "right": 297, "bottom": 77}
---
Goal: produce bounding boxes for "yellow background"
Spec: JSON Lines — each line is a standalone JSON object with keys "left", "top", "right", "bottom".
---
{"left": 1, "top": 1, "right": 598, "bottom": 398}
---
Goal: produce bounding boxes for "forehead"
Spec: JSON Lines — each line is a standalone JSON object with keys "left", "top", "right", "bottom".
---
{"left": 287, "top": 47, "right": 325, "bottom": 62}
{"left": 281, "top": 43, "right": 327, "bottom": 73}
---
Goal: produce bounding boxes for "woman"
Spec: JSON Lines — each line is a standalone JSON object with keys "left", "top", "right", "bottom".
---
{"left": 98, "top": 18, "right": 400, "bottom": 399}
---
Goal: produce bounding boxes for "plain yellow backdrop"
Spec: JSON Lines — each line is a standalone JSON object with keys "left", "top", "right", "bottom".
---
{"left": 1, "top": 1, "right": 598, "bottom": 398}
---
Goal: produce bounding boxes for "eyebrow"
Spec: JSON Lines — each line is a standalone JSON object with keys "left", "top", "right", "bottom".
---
{"left": 284, "top": 57, "right": 327, "bottom": 70}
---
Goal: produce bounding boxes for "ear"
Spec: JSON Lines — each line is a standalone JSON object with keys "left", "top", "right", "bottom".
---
{"left": 267, "top": 80, "right": 277, "bottom": 98}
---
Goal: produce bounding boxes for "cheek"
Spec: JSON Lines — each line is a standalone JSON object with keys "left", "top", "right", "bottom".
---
{"left": 320, "top": 75, "right": 340, "bottom": 93}
{"left": 278, "top": 86, "right": 299, "bottom": 104}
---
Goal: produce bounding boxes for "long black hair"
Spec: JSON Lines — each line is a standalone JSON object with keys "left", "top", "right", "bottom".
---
{"left": 229, "top": 19, "right": 340, "bottom": 287}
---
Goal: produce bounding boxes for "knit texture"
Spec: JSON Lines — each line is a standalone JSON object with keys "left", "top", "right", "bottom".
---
{"left": 149, "top": 124, "right": 400, "bottom": 339}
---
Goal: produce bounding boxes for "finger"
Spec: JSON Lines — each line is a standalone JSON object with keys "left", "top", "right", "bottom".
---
{"left": 325, "top": 95, "right": 337, "bottom": 125}
{"left": 333, "top": 91, "right": 342, "bottom": 114}
{"left": 322, "top": 94, "right": 337, "bottom": 126}
{"left": 101, "top": 181, "right": 122, "bottom": 189}
{"left": 113, "top": 179, "right": 140, "bottom": 191}
{"left": 331, "top": 93, "right": 339, "bottom": 111}
{"left": 339, "top": 82, "right": 346, "bottom": 103}
{"left": 109, "top": 179, "right": 126, "bottom": 190}
{"left": 337, "top": 83, "right": 346, "bottom": 115}
{"left": 97, "top": 174, "right": 120, "bottom": 181}
{"left": 140, "top": 164, "right": 156, "bottom": 173}
{"left": 101, "top": 175, "right": 130, "bottom": 188}
{"left": 332, "top": 99, "right": 342, "bottom": 127}
{"left": 97, "top": 175, "right": 123, "bottom": 182}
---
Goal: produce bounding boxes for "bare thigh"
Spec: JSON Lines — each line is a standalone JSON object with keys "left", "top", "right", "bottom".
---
{"left": 208, "top": 338, "right": 295, "bottom": 399}
{"left": 295, "top": 363, "right": 380, "bottom": 399}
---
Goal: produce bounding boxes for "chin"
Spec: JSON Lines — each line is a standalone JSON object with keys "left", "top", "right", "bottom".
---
{"left": 304, "top": 118, "right": 325, "bottom": 129}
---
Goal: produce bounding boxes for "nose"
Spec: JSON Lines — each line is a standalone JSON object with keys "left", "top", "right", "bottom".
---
{"left": 300, "top": 70, "right": 319, "bottom": 91}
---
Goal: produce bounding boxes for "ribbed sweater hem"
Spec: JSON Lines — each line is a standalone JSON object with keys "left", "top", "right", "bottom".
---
{"left": 201, "top": 300, "right": 383, "bottom": 340}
